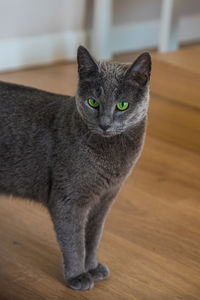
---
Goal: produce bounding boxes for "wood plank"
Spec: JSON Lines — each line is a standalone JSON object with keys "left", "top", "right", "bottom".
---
{"left": 151, "top": 46, "right": 200, "bottom": 110}
{"left": 154, "top": 45, "right": 200, "bottom": 74}
{"left": 148, "top": 94, "right": 200, "bottom": 154}
{"left": 0, "top": 62, "right": 78, "bottom": 96}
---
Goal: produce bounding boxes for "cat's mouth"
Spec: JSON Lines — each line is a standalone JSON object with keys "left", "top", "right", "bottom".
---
{"left": 97, "top": 128, "right": 118, "bottom": 138}
{"left": 100, "top": 132, "right": 113, "bottom": 138}
{"left": 87, "top": 125, "right": 119, "bottom": 137}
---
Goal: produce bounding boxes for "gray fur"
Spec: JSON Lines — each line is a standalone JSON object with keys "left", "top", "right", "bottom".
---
{"left": 0, "top": 46, "right": 151, "bottom": 290}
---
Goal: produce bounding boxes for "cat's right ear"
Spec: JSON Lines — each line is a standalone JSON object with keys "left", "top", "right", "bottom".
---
{"left": 77, "top": 46, "right": 99, "bottom": 80}
{"left": 124, "top": 52, "right": 152, "bottom": 86}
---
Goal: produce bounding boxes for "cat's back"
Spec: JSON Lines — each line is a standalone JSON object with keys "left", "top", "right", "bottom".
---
{"left": 0, "top": 81, "right": 66, "bottom": 117}
{"left": 0, "top": 80, "right": 77, "bottom": 149}
{"left": 0, "top": 80, "right": 74, "bottom": 131}
{"left": 0, "top": 81, "right": 74, "bottom": 201}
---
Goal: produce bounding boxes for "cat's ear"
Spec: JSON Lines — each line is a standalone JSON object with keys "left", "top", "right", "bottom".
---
{"left": 124, "top": 52, "right": 152, "bottom": 86}
{"left": 77, "top": 46, "right": 99, "bottom": 80}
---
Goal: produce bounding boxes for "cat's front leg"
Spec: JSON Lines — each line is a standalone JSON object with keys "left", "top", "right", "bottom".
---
{"left": 85, "top": 187, "right": 119, "bottom": 282}
{"left": 48, "top": 198, "right": 94, "bottom": 290}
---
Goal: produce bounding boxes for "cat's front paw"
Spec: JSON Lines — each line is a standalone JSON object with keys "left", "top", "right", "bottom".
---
{"left": 67, "top": 272, "right": 94, "bottom": 291}
{"left": 88, "top": 263, "right": 110, "bottom": 282}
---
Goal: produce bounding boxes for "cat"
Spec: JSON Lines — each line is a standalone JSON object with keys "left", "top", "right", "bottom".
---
{"left": 0, "top": 46, "right": 151, "bottom": 290}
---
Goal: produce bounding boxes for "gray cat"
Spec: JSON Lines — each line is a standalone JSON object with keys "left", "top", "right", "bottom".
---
{"left": 0, "top": 46, "right": 151, "bottom": 290}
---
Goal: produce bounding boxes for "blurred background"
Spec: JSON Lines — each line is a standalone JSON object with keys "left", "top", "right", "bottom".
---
{"left": 0, "top": 0, "right": 200, "bottom": 71}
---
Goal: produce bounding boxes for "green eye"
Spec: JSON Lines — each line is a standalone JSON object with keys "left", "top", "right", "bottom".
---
{"left": 116, "top": 102, "right": 129, "bottom": 111}
{"left": 88, "top": 98, "right": 99, "bottom": 108}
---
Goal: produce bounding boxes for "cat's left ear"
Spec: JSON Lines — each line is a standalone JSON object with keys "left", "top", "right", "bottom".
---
{"left": 124, "top": 52, "right": 152, "bottom": 86}
{"left": 77, "top": 46, "right": 99, "bottom": 80}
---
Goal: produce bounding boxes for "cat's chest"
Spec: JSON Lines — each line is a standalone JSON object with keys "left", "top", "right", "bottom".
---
{"left": 94, "top": 146, "right": 136, "bottom": 179}
{"left": 56, "top": 132, "right": 143, "bottom": 191}
{"left": 83, "top": 137, "right": 140, "bottom": 184}
{"left": 52, "top": 135, "right": 143, "bottom": 205}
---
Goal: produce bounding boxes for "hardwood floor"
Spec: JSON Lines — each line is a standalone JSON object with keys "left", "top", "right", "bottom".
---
{"left": 0, "top": 46, "right": 200, "bottom": 300}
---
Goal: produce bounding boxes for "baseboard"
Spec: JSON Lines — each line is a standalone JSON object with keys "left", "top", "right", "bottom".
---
{"left": 111, "top": 19, "right": 159, "bottom": 53}
{"left": 111, "top": 13, "right": 200, "bottom": 54}
{"left": 0, "top": 30, "right": 87, "bottom": 72}
{"left": 0, "top": 13, "right": 200, "bottom": 71}
{"left": 179, "top": 14, "right": 200, "bottom": 42}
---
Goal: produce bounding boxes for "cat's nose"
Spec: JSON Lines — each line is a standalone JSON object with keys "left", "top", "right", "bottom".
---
{"left": 99, "top": 124, "right": 110, "bottom": 132}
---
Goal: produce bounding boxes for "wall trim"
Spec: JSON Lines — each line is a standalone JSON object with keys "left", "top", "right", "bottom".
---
{"left": 0, "top": 30, "right": 87, "bottom": 71}
{"left": 111, "top": 13, "right": 200, "bottom": 53}
{"left": 0, "top": 13, "right": 200, "bottom": 71}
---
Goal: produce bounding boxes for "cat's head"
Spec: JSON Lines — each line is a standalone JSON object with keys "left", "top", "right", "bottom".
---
{"left": 75, "top": 46, "right": 151, "bottom": 137}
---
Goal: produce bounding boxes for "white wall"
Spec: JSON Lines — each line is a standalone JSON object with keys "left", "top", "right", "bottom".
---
{"left": 114, "top": 0, "right": 200, "bottom": 24}
{"left": 0, "top": 0, "right": 87, "bottom": 38}
{"left": 0, "top": 0, "right": 200, "bottom": 70}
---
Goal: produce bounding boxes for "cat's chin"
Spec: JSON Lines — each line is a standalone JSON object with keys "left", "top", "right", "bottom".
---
{"left": 97, "top": 131, "right": 118, "bottom": 138}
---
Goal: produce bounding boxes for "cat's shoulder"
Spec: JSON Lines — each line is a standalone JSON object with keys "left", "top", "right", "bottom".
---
{"left": 0, "top": 81, "right": 75, "bottom": 113}
{"left": 0, "top": 80, "right": 68, "bottom": 99}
